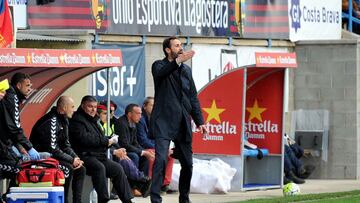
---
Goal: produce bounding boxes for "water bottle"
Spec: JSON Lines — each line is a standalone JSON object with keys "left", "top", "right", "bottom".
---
{"left": 90, "top": 189, "right": 98, "bottom": 203}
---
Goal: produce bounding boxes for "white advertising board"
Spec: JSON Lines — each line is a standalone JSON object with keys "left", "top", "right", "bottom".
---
{"left": 288, "top": 0, "right": 341, "bottom": 41}
{"left": 8, "top": 0, "right": 27, "bottom": 29}
{"left": 191, "top": 44, "right": 288, "bottom": 91}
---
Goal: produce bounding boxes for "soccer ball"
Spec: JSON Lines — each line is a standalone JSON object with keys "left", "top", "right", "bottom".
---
{"left": 283, "top": 182, "right": 301, "bottom": 196}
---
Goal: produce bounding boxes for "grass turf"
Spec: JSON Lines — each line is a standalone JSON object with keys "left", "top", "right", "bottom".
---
{"left": 230, "top": 190, "right": 360, "bottom": 203}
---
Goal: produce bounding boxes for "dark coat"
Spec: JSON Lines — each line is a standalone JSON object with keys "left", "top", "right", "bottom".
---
{"left": 114, "top": 115, "right": 143, "bottom": 155}
{"left": 69, "top": 107, "right": 109, "bottom": 159}
{"left": 150, "top": 58, "right": 204, "bottom": 142}
{"left": 0, "top": 86, "right": 32, "bottom": 160}
{"left": 136, "top": 112, "right": 155, "bottom": 149}
{"left": 30, "top": 107, "right": 78, "bottom": 164}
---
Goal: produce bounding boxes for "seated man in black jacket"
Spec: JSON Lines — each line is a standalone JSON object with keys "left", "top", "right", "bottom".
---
{"left": 69, "top": 95, "right": 133, "bottom": 203}
{"left": 30, "top": 96, "right": 86, "bottom": 203}
{"left": 114, "top": 103, "right": 154, "bottom": 176}
{"left": 0, "top": 73, "right": 41, "bottom": 201}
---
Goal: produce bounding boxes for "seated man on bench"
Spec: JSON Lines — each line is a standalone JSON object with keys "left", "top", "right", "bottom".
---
{"left": 283, "top": 134, "right": 315, "bottom": 184}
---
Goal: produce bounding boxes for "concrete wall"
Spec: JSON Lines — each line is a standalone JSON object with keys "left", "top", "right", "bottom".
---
{"left": 294, "top": 40, "right": 360, "bottom": 179}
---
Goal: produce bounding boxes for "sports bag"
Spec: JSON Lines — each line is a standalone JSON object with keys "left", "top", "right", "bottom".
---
{"left": 17, "top": 158, "right": 65, "bottom": 187}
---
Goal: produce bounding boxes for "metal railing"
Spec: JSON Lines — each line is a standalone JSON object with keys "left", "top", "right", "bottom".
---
{"left": 343, "top": 0, "right": 360, "bottom": 32}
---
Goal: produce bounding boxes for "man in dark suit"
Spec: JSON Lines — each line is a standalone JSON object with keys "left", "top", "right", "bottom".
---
{"left": 69, "top": 95, "right": 134, "bottom": 203}
{"left": 114, "top": 104, "right": 154, "bottom": 176}
{"left": 150, "top": 36, "right": 208, "bottom": 203}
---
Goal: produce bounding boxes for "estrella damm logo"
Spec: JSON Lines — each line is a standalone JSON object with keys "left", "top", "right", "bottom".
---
{"left": 245, "top": 99, "right": 279, "bottom": 140}
{"left": 195, "top": 100, "right": 237, "bottom": 141}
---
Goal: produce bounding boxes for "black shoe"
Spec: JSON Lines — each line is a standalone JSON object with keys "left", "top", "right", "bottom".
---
{"left": 139, "top": 178, "right": 152, "bottom": 198}
{"left": 179, "top": 198, "right": 192, "bottom": 203}
{"left": 287, "top": 171, "right": 305, "bottom": 184}
{"left": 298, "top": 165, "right": 306, "bottom": 175}
{"left": 161, "top": 185, "right": 169, "bottom": 193}
{"left": 299, "top": 165, "right": 315, "bottom": 179}
{"left": 161, "top": 185, "right": 177, "bottom": 194}
{"left": 1, "top": 193, "right": 7, "bottom": 203}
{"left": 109, "top": 192, "right": 119, "bottom": 200}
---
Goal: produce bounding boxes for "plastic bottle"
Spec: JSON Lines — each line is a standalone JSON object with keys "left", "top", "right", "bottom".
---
{"left": 90, "top": 189, "right": 98, "bottom": 203}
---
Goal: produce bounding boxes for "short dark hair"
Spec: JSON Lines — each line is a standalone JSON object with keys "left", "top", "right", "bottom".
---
{"left": 125, "top": 103, "right": 140, "bottom": 115}
{"left": 11, "top": 72, "right": 30, "bottom": 86}
{"left": 81, "top": 95, "right": 97, "bottom": 105}
{"left": 163, "top": 36, "right": 178, "bottom": 57}
{"left": 143, "top": 96, "right": 154, "bottom": 106}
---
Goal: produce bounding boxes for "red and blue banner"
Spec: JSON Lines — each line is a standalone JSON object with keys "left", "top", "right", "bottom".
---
{"left": 27, "top": 0, "right": 293, "bottom": 39}
{"left": 0, "top": 0, "right": 13, "bottom": 47}
{"left": 241, "top": 0, "right": 289, "bottom": 39}
{"left": 27, "top": 0, "right": 242, "bottom": 37}
{"left": 27, "top": 0, "right": 110, "bottom": 31}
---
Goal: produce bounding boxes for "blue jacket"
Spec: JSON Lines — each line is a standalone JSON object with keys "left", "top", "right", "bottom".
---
{"left": 136, "top": 112, "right": 155, "bottom": 149}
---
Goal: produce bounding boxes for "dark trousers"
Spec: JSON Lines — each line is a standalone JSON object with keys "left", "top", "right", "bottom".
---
{"left": 0, "top": 156, "right": 20, "bottom": 179}
{"left": 59, "top": 161, "right": 86, "bottom": 203}
{"left": 290, "top": 143, "right": 304, "bottom": 159}
{"left": 82, "top": 156, "right": 133, "bottom": 203}
{"left": 284, "top": 145, "right": 303, "bottom": 176}
{"left": 0, "top": 156, "right": 20, "bottom": 198}
{"left": 151, "top": 137, "right": 193, "bottom": 203}
{"left": 113, "top": 156, "right": 146, "bottom": 182}
{"left": 127, "top": 152, "right": 150, "bottom": 176}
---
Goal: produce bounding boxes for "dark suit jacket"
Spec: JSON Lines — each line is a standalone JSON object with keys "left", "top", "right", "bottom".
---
{"left": 69, "top": 107, "right": 109, "bottom": 159}
{"left": 150, "top": 58, "right": 204, "bottom": 142}
{"left": 114, "top": 115, "right": 143, "bottom": 155}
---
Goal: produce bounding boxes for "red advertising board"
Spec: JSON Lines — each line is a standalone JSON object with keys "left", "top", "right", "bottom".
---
{"left": 192, "top": 52, "right": 295, "bottom": 156}
{"left": 193, "top": 68, "right": 245, "bottom": 155}
{"left": 0, "top": 48, "right": 123, "bottom": 136}
{"left": 255, "top": 52, "right": 297, "bottom": 68}
{"left": 0, "top": 48, "right": 122, "bottom": 67}
{"left": 245, "top": 68, "right": 284, "bottom": 154}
